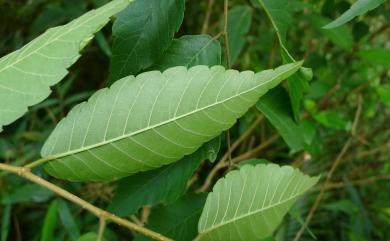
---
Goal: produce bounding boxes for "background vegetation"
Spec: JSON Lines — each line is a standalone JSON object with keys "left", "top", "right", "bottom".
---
{"left": 0, "top": 0, "right": 389, "bottom": 240}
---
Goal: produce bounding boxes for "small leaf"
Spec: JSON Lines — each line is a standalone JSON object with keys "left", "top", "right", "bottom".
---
{"left": 256, "top": 87, "right": 304, "bottom": 152}
{"left": 153, "top": 35, "right": 221, "bottom": 71}
{"left": 40, "top": 200, "right": 58, "bottom": 241}
{"left": 323, "top": 0, "right": 385, "bottom": 29}
{"left": 58, "top": 200, "right": 80, "bottom": 241}
{"left": 0, "top": 0, "right": 131, "bottom": 131}
{"left": 108, "top": 138, "right": 220, "bottom": 216}
{"left": 42, "top": 63, "right": 302, "bottom": 181}
{"left": 108, "top": 0, "right": 185, "bottom": 83}
{"left": 134, "top": 194, "right": 207, "bottom": 241}
{"left": 198, "top": 164, "right": 319, "bottom": 241}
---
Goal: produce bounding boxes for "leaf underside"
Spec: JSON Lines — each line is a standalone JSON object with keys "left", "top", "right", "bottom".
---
{"left": 42, "top": 63, "right": 301, "bottom": 181}
{"left": 0, "top": 0, "right": 131, "bottom": 132}
{"left": 198, "top": 164, "right": 319, "bottom": 241}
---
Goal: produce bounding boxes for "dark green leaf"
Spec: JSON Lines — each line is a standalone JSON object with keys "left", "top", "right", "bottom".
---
{"left": 108, "top": 0, "right": 185, "bottom": 83}
{"left": 256, "top": 87, "right": 304, "bottom": 152}
{"left": 58, "top": 200, "right": 80, "bottom": 241}
{"left": 1, "top": 204, "right": 11, "bottom": 241}
{"left": 108, "top": 138, "right": 220, "bottom": 216}
{"left": 134, "top": 194, "right": 207, "bottom": 241}
{"left": 225, "top": 5, "right": 252, "bottom": 65}
{"left": 40, "top": 200, "right": 58, "bottom": 241}
{"left": 1, "top": 184, "right": 52, "bottom": 204}
{"left": 153, "top": 35, "right": 221, "bottom": 71}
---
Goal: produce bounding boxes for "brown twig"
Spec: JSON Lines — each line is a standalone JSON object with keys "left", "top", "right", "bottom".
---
{"left": 201, "top": 0, "right": 215, "bottom": 34}
{"left": 97, "top": 217, "right": 106, "bottom": 241}
{"left": 0, "top": 163, "right": 173, "bottom": 241}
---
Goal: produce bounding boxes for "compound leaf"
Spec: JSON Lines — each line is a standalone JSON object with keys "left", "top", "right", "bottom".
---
{"left": 197, "top": 164, "right": 319, "bottom": 241}
{"left": 0, "top": 0, "right": 131, "bottom": 131}
{"left": 42, "top": 63, "right": 302, "bottom": 181}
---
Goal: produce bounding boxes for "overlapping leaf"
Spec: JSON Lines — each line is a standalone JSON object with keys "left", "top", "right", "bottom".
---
{"left": 41, "top": 62, "right": 302, "bottom": 181}
{"left": 108, "top": 0, "right": 185, "bottom": 83}
{"left": 108, "top": 138, "right": 220, "bottom": 216}
{"left": 153, "top": 35, "right": 221, "bottom": 71}
{"left": 197, "top": 164, "right": 319, "bottom": 241}
{"left": 0, "top": 0, "right": 131, "bottom": 131}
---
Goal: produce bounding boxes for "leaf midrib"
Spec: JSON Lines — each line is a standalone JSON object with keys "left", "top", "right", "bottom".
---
{"left": 43, "top": 65, "right": 296, "bottom": 161}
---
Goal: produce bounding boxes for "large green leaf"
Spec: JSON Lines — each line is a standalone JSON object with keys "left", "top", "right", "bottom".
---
{"left": 108, "top": 138, "right": 220, "bottom": 216}
{"left": 256, "top": 87, "right": 304, "bottom": 152}
{"left": 0, "top": 0, "right": 131, "bottom": 132}
{"left": 108, "top": 0, "right": 185, "bottom": 83}
{"left": 257, "top": 0, "right": 312, "bottom": 121}
{"left": 134, "top": 194, "right": 207, "bottom": 241}
{"left": 41, "top": 63, "right": 302, "bottom": 181}
{"left": 197, "top": 164, "right": 319, "bottom": 241}
{"left": 153, "top": 35, "right": 221, "bottom": 71}
{"left": 324, "top": 0, "right": 385, "bottom": 29}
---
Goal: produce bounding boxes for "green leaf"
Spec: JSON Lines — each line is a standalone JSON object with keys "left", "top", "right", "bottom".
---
{"left": 257, "top": 0, "right": 312, "bottom": 121}
{"left": 225, "top": 5, "right": 252, "bottom": 65}
{"left": 58, "top": 200, "right": 80, "bottom": 241}
{"left": 0, "top": 184, "right": 53, "bottom": 204}
{"left": 41, "top": 63, "right": 302, "bottom": 181}
{"left": 108, "top": 0, "right": 185, "bottom": 83}
{"left": 77, "top": 232, "right": 103, "bottom": 241}
{"left": 134, "top": 194, "right": 207, "bottom": 241}
{"left": 197, "top": 164, "right": 319, "bottom": 241}
{"left": 239, "top": 158, "right": 269, "bottom": 167}
{"left": 108, "top": 138, "right": 220, "bottom": 216}
{"left": 310, "top": 15, "right": 354, "bottom": 52}
{"left": 40, "top": 200, "right": 58, "bottom": 241}
{"left": 153, "top": 35, "right": 221, "bottom": 71}
{"left": 256, "top": 87, "right": 304, "bottom": 152}
{"left": 1, "top": 204, "right": 11, "bottom": 241}
{"left": 314, "top": 111, "right": 351, "bottom": 130}
{"left": 323, "top": 0, "right": 385, "bottom": 29}
{"left": 0, "top": 0, "right": 131, "bottom": 132}
{"left": 358, "top": 48, "right": 390, "bottom": 68}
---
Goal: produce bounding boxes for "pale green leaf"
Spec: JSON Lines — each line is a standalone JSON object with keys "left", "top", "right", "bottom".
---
{"left": 108, "top": 0, "right": 185, "bottom": 83}
{"left": 198, "top": 164, "right": 319, "bottom": 241}
{"left": 0, "top": 0, "right": 131, "bottom": 132}
{"left": 134, "top": 194, "right": 207, "bottom": 241}
{"left": 153, "top": 35, "right": 221, "bottom": 71}
{"left": 77, "top": 232, "right": 104, "bottom": 241}
{"left": 41, "top": 63, "right": 302, "bottom": 181}
{"left": 324, "top": 0, "right": 385, "bottom": 29}
{"left": 108, "top": 138, "right": 220, "bottom": 216}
